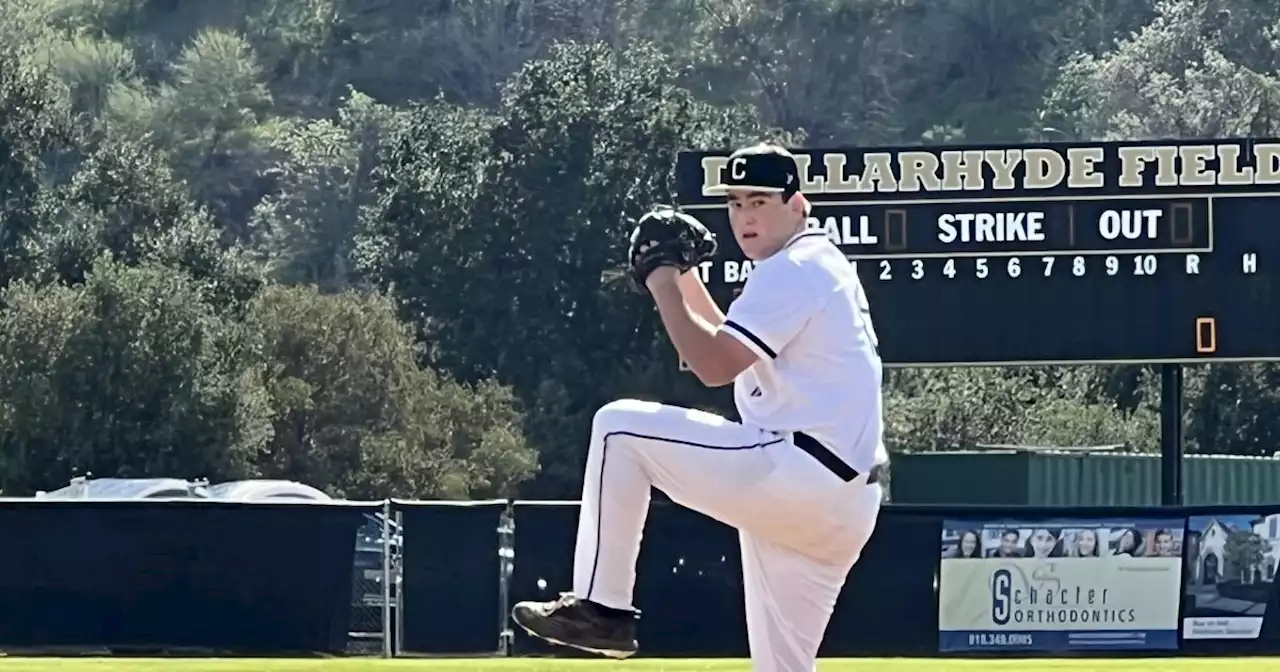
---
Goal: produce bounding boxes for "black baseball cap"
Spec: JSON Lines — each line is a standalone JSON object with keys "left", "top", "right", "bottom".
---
{"left": 706, "top": 143, "right": 811, "bottom": 214}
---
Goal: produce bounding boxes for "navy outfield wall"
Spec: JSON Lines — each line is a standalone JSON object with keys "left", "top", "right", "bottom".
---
{"left": 394, "top": 499, "right": 508, "bottom": 654}
{"left": 0, "top": 498, "right": 1277, "bottom": 657}
{"left": 0, "top": 498, "right": 376, "bottom": 654}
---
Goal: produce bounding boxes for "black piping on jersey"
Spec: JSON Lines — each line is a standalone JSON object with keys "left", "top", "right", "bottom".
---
{"left": 585, "top": 430, "right": 786, "bottom": 605}
{"left": 722, "top": 320, "right": 777, "bottom": 359}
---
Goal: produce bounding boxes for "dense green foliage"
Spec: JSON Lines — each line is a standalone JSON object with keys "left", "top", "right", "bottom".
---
{"left": 0, "top": 0, "right": 1275, "bottom": 498}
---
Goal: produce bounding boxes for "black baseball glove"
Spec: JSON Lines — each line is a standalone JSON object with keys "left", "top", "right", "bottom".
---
{"left": 627, "top": 206, "right": 718, "bottom": 293}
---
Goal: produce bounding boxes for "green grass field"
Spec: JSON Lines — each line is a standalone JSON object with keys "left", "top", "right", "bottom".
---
{"left": 0, "top": 659, "right": 1273, "bottom": 672}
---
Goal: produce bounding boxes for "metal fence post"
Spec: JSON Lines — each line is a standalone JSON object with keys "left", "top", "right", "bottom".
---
{"left": 393, "top": 508, "right": 404, "bottom": 657}
{"left": 497, "top": 499, "right": 515, "bottom": 655}
{"left": 381, "top": 500, "right": 393, "bottom": 658}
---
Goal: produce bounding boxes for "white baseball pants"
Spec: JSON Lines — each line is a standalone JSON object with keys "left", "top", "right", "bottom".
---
{"left": 571, "top": 399, "right": 884, "bottom": 672}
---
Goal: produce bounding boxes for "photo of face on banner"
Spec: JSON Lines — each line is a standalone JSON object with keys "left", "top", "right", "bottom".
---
{"left": 1022, "top": 527, "right": 1063, "bottom": 558}
{"left": 939, "top": 526, "right": 1068, "bottom": 559}
{"left": 937, "top": 526, "right": 1065, "bottom": 559}
{"left": 1111, "top": 526, "right": 1182, "bottom": 558}
{"left": 939, "top": 522, "right": 1184, "bottom": 559}
{"left": 1063, "top": 528, "right": 1105, "bottom": 557}
{"left": 940, "top": 528, "right": 985, "bottom": 558}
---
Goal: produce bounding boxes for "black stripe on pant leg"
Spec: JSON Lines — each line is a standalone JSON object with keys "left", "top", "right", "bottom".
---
{"left": 583, "top": 430, "right": 785, "bottom": 603}
{"left": 586, "top": 437, "right": 609, "bottom": 602}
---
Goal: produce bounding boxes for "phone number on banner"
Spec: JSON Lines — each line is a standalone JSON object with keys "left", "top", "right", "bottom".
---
{"left": 941, "top": 629, "right": 1176, "bottom": 651}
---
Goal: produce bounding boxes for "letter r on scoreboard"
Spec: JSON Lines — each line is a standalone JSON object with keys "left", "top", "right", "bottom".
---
{"left": 1196, "top": 317, "right": 1216, "bottom": 354}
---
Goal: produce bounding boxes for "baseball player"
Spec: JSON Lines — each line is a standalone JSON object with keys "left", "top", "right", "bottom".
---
{"left": 512, "top": 142, "right": 888, "bottom": 671}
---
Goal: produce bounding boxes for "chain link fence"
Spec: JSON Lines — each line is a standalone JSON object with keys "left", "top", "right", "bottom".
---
{"left": 347, "top": 513, "right": 402, "bottom": 654}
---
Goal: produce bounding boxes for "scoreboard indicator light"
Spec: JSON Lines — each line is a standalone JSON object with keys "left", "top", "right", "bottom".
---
{"left": 1196, "top": 318, "right": 1217, "bottom": 354}
{"left": 885, "top": 209, "right": 908, "bottom": 251}
{"left": 1172, "top": 203, "right": 1194, "bottom": 244}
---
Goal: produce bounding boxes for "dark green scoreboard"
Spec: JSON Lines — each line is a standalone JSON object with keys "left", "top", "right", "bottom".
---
{"left": 675, "top": 138, "right": 1280, "bottom": 366}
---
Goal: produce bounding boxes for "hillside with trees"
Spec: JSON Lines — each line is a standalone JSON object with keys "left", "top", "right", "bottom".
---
{"left": 0, "top": 0, "right": 1276, "bottom": 499}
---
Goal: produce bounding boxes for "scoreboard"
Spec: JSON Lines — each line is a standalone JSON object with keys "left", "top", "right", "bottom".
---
{"left": 675, "top": 138, "right": 1280, "bottom": 367}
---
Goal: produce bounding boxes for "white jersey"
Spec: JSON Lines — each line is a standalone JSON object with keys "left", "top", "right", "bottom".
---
{"left": 717, "top": 229, "right": 888, "bottom": 474}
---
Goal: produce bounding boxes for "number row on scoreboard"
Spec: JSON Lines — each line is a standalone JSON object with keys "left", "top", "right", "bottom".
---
{"left": 705, "top": 252, "right": 1259, "bottom": 285}
{"left": 868, "top": 255, "right": 1160, "bottom": 281}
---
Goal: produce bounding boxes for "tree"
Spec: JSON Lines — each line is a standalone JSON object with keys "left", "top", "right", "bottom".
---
{"left": 251, "top": 89, "right": 407, "bottom": 291}
{"left": 102, "top": 28, "right": 280, "bottom": 241}
{"left": 1183, "top": 363, "right": 1280, "bottom": 456}
{"left": 888, "top": 0, "right": 1154, "bottom": 143}
{"left": 690, "top": 0, "right": 906, "bottom": 144}
{"left": 884, "top": 366, "right": 1160, "bottom": 452}
{"left": 0, "top": 41, "right": 72, "bottom": 290}
{"left": 0, "top": 259, "right": 271, "bottom": 494}
{"left": 1040, "top": 0, "right": 1280, "bottom": 140}
{"left": 328, "top": 0, "right": 630, "bottom": 108}
{"left": 356, "top": 97, "right": 500, "bottom": 351}
{"left": 246, "top": 284, "right": 538, "bottom": 499}
{"left": 38, "top": 32, "right": 137, "bottom": 127}
{"left": 1224, "top": 529, "right": 1269, "bottom": 583}
{"left": 25, "top": 135, "right": 264, "bottom": 313}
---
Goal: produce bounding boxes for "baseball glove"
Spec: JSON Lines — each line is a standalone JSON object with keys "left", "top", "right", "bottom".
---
{"left": 627, "top": 206, "right": 718, "bottom": 292}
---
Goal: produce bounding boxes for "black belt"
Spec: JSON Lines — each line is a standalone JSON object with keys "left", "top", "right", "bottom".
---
{"left": 793, "top": 432, "right": 884, "bottom": 485}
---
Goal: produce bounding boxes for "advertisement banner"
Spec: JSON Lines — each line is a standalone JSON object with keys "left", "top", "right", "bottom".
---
{"left": 938, "top": 517, "right": 1183, "bottom": 652}
{"left": 1183, "top": 513, "right": 1280, "bottom": 640}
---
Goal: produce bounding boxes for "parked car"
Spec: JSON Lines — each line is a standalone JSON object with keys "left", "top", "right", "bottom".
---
{"left": 36, "top": 476, "right": 211, "bottom": 500}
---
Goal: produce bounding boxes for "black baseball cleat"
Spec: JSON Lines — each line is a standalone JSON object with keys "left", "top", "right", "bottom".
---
{"left": 511, "top": 592, "right": 639, "bottom": 659}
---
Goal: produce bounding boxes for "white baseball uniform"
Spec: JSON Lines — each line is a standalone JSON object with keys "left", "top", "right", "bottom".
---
{"left": 571, "top": 228, "right": 887, "bottom": 671}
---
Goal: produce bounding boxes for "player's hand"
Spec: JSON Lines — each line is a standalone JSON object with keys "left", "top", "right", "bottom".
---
{"left": 627, "top": 206, "right": 717, "bottom": 294}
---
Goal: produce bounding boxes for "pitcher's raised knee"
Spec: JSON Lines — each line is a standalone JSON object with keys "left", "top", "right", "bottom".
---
{"left": 592, "top": 398, "right": 661, "bottom": 435}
